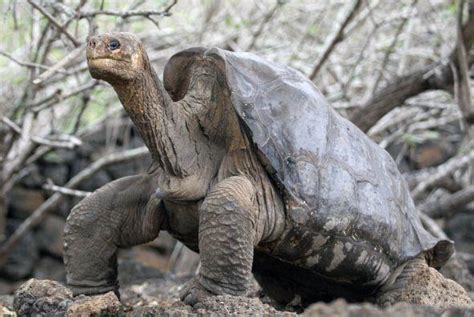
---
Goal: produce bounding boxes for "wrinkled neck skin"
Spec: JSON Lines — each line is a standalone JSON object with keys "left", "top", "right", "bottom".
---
{"left": 111, "top": 63, "right": 225, "bottom": 201}
{"left": 113, "top": 68, "right": 173, "bottom": 171}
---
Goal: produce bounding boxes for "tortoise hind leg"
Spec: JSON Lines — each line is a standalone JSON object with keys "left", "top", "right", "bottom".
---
{"left": 376, "top": 255, "right": 472, "bottom": 308}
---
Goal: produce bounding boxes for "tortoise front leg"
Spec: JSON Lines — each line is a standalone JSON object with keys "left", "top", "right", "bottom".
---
{"left": 180, "top": 176, "right": 259, "bottom": 306}
{"left": 64, "top": 174, "right": 165, "bottom": 297}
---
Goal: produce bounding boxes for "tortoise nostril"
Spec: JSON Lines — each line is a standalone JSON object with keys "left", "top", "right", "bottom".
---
{"left": 88, "top": 38, "right": 96, "bottom": 48}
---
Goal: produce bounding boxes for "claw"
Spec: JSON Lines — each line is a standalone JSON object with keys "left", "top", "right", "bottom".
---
{"left": 182, "top": 293, "right": 197, "bottom": 306}
{"left": 179, "top": 277, "right": 215, "bottom": 307}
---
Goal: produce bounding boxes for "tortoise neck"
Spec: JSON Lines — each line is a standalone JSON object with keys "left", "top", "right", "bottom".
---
{"left": 112, "top": 67, "right": 183, "bottom": 176}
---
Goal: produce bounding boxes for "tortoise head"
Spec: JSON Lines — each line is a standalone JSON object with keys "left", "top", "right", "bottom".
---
{"left": 86, "top": 32, "right": 149, "bottom": 83}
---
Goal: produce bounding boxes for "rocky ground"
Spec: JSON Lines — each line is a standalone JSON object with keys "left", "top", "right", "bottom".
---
{"left": 2, "top": 256, "right": 474, "bottom": 317}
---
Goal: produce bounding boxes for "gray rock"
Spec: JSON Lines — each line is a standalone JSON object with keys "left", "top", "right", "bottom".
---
{"left": 0, "top": 220, "right": 39, "bottom": 280}
{"left": 7, "top": 187, "right": 44, "bottom": 220}
{"left": 0, "top": 295, "right": 14, "bottom": 310}
{"left": 459, "top": 252, "right": 474, "bottom": 276}
{"left": 388, "top": 263, "right": 471, "bottom": 307}
{"left": 65, "top": 292, "right": 122, "bottom": 317}
{"left": 13, "top": 279, "right": 72, "bottom": 316}
{"left": 118, "top": 258, "right": 165, "bottom": 286}
{"left": 303, "top": 299, "right": 473, "bottom": 317}
{"left": 128, "top": 294, "right": 294, "bottom": 317}
{"left": 34, "top": 257, "right": 66, "bottom": 283}
{"left": 36, "top": 215, "right": 65, "bottom": 258}
{"left": 13, "top": 279, "right": 122, "bottom": 316}
{"left": 41, "top": 163, "right": 69, "bottom": 187}
{"left": 313, "top": 299, "right": 474, "bottom": 317}
{"left": 441, "top": 254, "right": 474, "bottom": 292}
{"left": 445, "top": 213, "right": 474, "bottom": 254}
{"left": 0, "top": 305, "right": 15, "bottom": 317}
{"left": 10, "top": 275, "right": 474, "bottom": 317}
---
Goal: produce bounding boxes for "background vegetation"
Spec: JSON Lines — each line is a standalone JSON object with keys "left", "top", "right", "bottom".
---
{"left": 1, "top": 0, "right": 474, "bottom": 298}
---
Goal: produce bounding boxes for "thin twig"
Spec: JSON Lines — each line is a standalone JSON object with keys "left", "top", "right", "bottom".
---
{"left": 309, "top": 0, "right": 363, "bottom": 80}
{"left": 78, "top": 1, "right": 178, "bottom": 19}
{"left": 59, "top": 0, "right": 89, "bottom": 30}
{"left": 420, "top": 185, "right": 474, "bottom": 218}
{"left": 71, "top": 94, "right": 91, "bottom": 134}
{"left": 27, "top": 0, "right": 81, "bottom": 47}
{"left": 43, "top": 179, "right": 91, "bottom": 197}
{"left": 370, "top": 0, "right": 418, "bottom": 94}
{"left": 30, "top": 81, "right": 99, "bottom": 113}
{"left": 144, "top": 15, "right": 161, "bottom": 30}
{"left": 0, "top": 146, "right": 149, "bottom": 263}
{"left": 247, "top": 1, "right": 282, "bottom": 51}
{"left": 0, "top": 50, "right": 66, "bottom": 72}
{"left": 341, "top": 25, "right": 379, "bottom": 97}
{"left": 33, "top": 44, "right": 86, "bottom": 85}
{"left": 1, "top": 117, "right": 82, "bottom": 150}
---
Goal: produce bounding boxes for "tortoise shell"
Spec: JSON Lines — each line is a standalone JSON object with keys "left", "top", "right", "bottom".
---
{"left": 163, "top": 47, "right": 453, "bottom": 287}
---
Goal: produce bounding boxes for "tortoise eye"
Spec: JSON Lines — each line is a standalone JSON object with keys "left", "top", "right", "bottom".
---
{"left": 108, "top": 39, "right": 120, "bottom": 51}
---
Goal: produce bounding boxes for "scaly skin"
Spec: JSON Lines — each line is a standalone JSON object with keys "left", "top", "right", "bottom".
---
{"left": 377, "top": 255, "right": 472, "bottom": 307}
{"left": 180, "top": 176, "right": 259, "bottom": 305}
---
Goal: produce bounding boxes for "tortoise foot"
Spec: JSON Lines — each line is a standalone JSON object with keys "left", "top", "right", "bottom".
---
{"left": 377, "top": 256, "right": 472, "bottom": 308}
{"left": 179, "top": 277, "right": 215, "bottom": 307}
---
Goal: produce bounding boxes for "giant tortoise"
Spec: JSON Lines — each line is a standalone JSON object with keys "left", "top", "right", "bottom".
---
{"left": 63, "top": 32, "right": 471, "bottom": 308}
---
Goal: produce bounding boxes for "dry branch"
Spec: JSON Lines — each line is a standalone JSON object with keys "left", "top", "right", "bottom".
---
{"left": 1, "top": 117, "right": 82, "bottom": 150}
{"left": 78, "top": 0, "right": 178, "bottom": 19}
{"left": 454, "top": 0, "right": 474, "bottom": 122}
{"left": 349, "top": 0, "right": 474, "bottom": 132}
{"left": 370, "top": 0, "right": 418, "bottom": 94}
{"left": 0, "top": 50, "right": 65, "bottom": 72}
{"left": 411, "top": 148, "right": 474, "bottom": 200}
{"left": 32, "top": 44, "right": 86, "bottom": 85}
{"left": 43, "top": 179, "right": 91, "bottom": 197}
{"left": 247, "top": 1, "right": 283, "bottom": 51}
{"left": 309, "top": 0, "right": 362, "bottom": 80}
{"left": 27, "top": 0, "right": 81, "bottom": 47}
{"left": 0, "top": 146, "right": 149, "bottom": 263}
{"left": 350, "top": 65, "right": 436, "bottom": 132}
{"left": 29, "top": 81, "right": 98, "bottom": 113}
{"left": 420, "top": 185, "right": 474, "bottom": 218}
